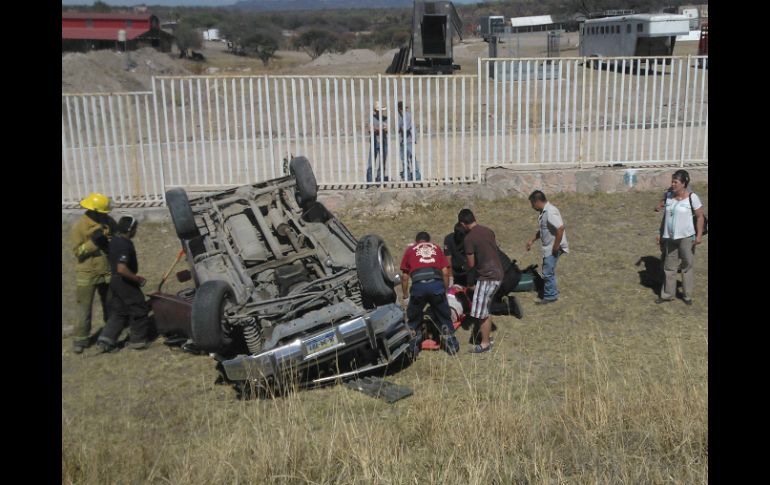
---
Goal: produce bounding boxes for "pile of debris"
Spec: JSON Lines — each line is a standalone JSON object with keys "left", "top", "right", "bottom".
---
{"left": 308, "top": 48, "right": 398, "bottom": 67}
{"left": 62, "top": 47, "right": 191, "bottom": 94}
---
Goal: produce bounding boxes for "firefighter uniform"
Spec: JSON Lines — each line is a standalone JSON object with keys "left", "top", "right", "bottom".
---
{"left": 69, "top": 193, "right": 114, "bottom": 352}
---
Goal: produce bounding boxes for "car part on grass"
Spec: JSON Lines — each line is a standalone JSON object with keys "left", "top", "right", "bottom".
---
{"left": 344, "top": 376, "right": 413, "bottom": 404}
{"left": 153, "top": 156, "right": 415, "bottom": 396}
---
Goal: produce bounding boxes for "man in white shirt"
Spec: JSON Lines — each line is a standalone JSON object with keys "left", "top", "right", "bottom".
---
{"left": 526, "top": 190, "right": 569, "bottom": 304}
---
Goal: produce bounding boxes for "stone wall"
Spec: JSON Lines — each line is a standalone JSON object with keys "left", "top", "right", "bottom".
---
{"left": 318, "top": 166, "right": 708, "bottom": 215}
{"left": 62, "top": 166, "right": 707, "bottom": 223}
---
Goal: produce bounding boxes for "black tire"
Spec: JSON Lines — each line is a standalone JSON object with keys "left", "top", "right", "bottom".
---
{"left": 355, "top": 235, "right": 397, "bottom": 307}
{"left": 166, "top": 188, "right": 199, "bottom": 240}
{"left": 191, "top": 280, "right": 233, "bottom": 353}
{"left": 289, "top": 156, "right": 317, "bottom": 207}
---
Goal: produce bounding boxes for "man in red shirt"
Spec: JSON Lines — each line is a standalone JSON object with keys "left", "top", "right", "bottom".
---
{"left": 400, "top": 231, "right": 460, "bottom": 356}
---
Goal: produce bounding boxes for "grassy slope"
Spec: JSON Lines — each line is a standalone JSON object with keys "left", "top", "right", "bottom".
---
{"left": 62, "top": 187, "right": 707, "bottom": 484}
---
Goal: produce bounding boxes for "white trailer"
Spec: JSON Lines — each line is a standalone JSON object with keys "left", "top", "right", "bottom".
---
{"left": 203, "top": 28, "right": 220, "bottom": 41}
{"left": 579, "top": 14, "right": 690, "bottom": 58}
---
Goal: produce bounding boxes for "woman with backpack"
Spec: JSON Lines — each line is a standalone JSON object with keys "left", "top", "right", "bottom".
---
{"left": 655, "top": 170, "right": 706, "bottom": 305}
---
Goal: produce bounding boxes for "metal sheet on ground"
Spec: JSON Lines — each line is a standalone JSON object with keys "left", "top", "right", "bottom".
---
{"left": 344, "top": 376, "right": 413, "bottom": 403}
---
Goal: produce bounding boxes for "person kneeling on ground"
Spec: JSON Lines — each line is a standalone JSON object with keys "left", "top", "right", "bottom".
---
{"left": 445, "top": 222, "right": 524, "bottom": 321}
{"left": 444, "top": 222, "right": 470, "bottom": 287}
{"left": 400, "top": 231, "right": 460, "bottom": 357}
{"left": 97, "top": 216, "right": 151, "bottom": 352}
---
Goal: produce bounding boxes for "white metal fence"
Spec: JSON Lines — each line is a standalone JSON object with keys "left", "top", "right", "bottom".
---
{"left": 61, "top": 56, "right": 707, "bottom": 208}
{"left": 478, "top": 56, "right": 708, "bottom": 167}
{"left": 62, "top": 92, "right": 166, "bottom": 207}
{"left": 152, "top": 74, "right": 481, "bottom": 189}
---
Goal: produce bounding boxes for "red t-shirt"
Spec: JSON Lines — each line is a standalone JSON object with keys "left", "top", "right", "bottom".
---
{"left": 400, "top": 241, "right": 449, "bottom": 274}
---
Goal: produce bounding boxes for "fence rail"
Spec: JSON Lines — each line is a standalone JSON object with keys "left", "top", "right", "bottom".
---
{"left": 61, "top": 56, "right": 707, "bottom": 208}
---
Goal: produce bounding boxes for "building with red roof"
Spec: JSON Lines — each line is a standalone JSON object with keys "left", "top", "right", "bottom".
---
{"left": 62, "top": 12, "right": 173, "bottom": 52}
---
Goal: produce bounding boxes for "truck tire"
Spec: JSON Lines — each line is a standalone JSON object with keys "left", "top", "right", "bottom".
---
{"left": 166, "top": 188, "right": 199, "bottom": 240}
{"left": 191, "top": 280, "right": 233, "bottom": 353}
{"left": 289, "top": 156, "right": 317, "bottom": 207}
{"left": 355, "top": 235, "right": 397, "bottom": 308}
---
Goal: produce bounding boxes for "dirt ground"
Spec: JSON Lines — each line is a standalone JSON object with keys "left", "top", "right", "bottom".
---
{"left": 61, "top": 187, "right": 708, "bottom": 484}
{"left": 62, "top": 35, "right": 702, "bottom": 93}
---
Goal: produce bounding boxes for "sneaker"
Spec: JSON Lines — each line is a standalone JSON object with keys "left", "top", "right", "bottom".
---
{"left": 127, "top": 341, "right": 149, "bottom": 351}
{"left": 72, "top": 345, "right": 85, "bottom": 354}
{"left": 444, "top": 336, "right": 460, "bottom": 356}
{"left": 683, "top": 299, "right": 693, "bottom": 306}
{"left": 655, "top": 297, "right": 674, "bottom": 304}
{"left": 96, "top": 341, "right": 118, "bottom": 353}
{"left": 534, "top": 298, "right": 557, "bottom": 305}
{"left": 469, "top": 342, "right": 492, "bottom": 354}
{"left": 421, "top": 339, "right": 440, "bottom": 351}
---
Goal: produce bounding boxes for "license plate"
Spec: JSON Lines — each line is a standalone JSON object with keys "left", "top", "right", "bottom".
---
{"left": 305, "top": 330, "right": 339, "bottom": 356}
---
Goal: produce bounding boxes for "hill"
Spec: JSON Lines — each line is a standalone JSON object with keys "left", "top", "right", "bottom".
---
{"left": 234, "top": 0, "right": 412, "bottom": 11}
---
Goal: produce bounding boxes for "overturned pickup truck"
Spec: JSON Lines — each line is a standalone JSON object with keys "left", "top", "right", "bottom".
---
{"left": 151, "top": 157, "right": 415, "bottom": 396}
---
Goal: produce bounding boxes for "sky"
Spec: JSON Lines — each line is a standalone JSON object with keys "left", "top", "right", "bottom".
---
{"left": 62, "top": 0, "right": 481, "bottom": 6}
{"left": 61, "top": 1, "right": 238, "bottom": 5}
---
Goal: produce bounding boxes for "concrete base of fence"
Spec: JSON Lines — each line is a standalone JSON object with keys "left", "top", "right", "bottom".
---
{"left": 61, "top": 166, "right": 706, "bottom": 223}
{"left": 318, "top": 165, "right": 708, "bottom": 215}
{"left": 483, "top": 165, "right": 708, "bottom": 198}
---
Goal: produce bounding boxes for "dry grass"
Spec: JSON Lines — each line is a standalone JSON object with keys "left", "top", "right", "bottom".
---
{"left": 62, "top": 187, "right": 707, "bottom": 484}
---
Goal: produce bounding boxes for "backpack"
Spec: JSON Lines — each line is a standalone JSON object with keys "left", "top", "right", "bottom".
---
{"left": 689, "top": 193, "right": 708, "bottom": 236}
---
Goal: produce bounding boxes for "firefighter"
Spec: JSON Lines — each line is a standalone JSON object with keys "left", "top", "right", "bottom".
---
{"left": 69, "top": 192, "right": 115, "bottom": 354}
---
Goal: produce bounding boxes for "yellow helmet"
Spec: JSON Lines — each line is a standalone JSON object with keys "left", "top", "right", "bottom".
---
{"left": 79, "top": 192, "right": 112, "bottom": 213}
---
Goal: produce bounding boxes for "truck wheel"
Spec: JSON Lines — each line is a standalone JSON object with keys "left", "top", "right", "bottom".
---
{"left": 355, "top": 235, "right": 398, "bottom": 308}
{"left": 166, "top": 188, "right": 199, "bottom": 240}
{"left": 289, "top": 156, "right": 317, "bottom": 207}
{"left": 191, "top": 280, "right": 233, "bottom": 353}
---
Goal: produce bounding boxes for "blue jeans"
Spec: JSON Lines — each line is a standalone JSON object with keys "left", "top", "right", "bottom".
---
{"left": 366, "top": 138, "right": 388, "bottom": 182}
{"left": 406, "top": 279, "right": 458, "bottom": 355}
{"left": 542, "top": 251, "right": 562, "bottom": 301}
{"left": 399, "top": 140, "right": 421, "bottom": 181}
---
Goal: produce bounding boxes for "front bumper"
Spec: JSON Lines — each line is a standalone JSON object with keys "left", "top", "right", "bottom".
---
{"left": 221, "top": 304, "right": 413, "bottom": 384}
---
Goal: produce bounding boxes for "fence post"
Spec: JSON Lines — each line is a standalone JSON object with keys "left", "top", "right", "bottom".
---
{"left": 477, "top": 57, "right": 482, "bottom": 182}
{"left": 579, "top": 57, "right": 586, "bottom": 169}
{"left": 151, "top": 76, "right": 168, "bottom": 205}
{"left": 679, "top": 55, "right": 691, "bottom": 168}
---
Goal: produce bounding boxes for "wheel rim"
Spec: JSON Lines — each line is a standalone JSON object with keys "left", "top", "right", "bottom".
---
{"left": 377, "top": 243, "right": 398, "bottom": 285}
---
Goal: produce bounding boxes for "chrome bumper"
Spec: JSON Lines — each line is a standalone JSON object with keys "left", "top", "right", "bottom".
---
{"left": 221, "top": 304, "right": 412, "bottom": 383}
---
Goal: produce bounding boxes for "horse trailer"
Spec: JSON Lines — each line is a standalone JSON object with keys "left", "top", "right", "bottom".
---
{"left": 580, "top": 14, "right": 690, "bottom": 58}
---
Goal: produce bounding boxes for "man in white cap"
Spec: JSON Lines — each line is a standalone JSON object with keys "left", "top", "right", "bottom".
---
{"left": 367, "top": 101, "right": 388, "bottom": 183}
{"left": 69, "top": 192, "right": 115, "bottom": 353}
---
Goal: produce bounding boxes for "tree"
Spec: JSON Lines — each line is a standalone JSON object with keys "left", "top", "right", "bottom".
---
{"left": 92, "top": 1, "right": 110, "bottom": 13}
{"left": 174, "top": 23, "right": 203, "bottom": 59}
{"left": 292, "top": 30, "right": 342, "bottom": 59}
{"left": 242, "top": 33, "right": 279, "bottom": 66}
